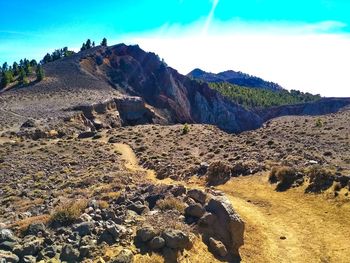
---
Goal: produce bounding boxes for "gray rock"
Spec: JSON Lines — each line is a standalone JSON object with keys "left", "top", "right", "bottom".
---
{"left": 209, "top": 237, "right": 228, "bottom": 258}
{"left": 79, "top": 245, "right": 90, "bottom": 258}
{"left": 110, "top": 248, "right": 133, "bottom": 263}
{"left": 205, "top": 196, "right": 245, "bottom": 256}
{"left": 0, "top": 241, "right": 17, "bottom": 251}
{"left": 162, "top": 247, "right": 177, "bottom": 263}
{"left": 185, "top": 203, "right": 205, "bottom": 218}
{"left": 127, "top": 202, "right": 147, "bottom": 215}
{"left": 38, "top": 245, "right": 56, "bottom": 259}
{"left": 170, "top": 185, "right": 186, "bottom": 197}
{"left": 78, "top": 131, "right": 96, "bottom": 139}
{"left": 162, "top": 229, "right": 191, "bottom": 250}
{"left": 13, "top": 237, "right": 43, "bottom": 257}
{"left": 136, "top": 227, "right": 156, "bottom": 243}
{"left": 187, "top": 189, "right": 207, "bottom": 205}
{"left": 0, "top": 250, "right": 19, "bottom": 263}
{"left": 73, "top": 222, "right": 93, "bottom": 237}
{"left": 198, "top": 212, "right": 217, "bottom": 227}
{"left": 60, "top": 244, "right": 80, "bottom": 262}
{"left": 0, "top": 229, "right": 16, "bottom": 243}
{"left": 148, "top": 236, "right": 165, "bottom": 250}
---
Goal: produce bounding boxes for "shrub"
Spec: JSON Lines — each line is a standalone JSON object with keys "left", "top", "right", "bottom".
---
{"left": 305, "top": 166, "right": 334, "bottom": 193}
{"left": 49, "top": 199, "right": 87, "bottom": 227}
{"left": 182, "top": 123, "right": 190, "bottom": 135}
{"left": 315, "top": 118, "right": 323, "bottom": 128}
{"left": 269, "top": 166, "right": 300, "bottom": 191}
{"left": 206, "top": 161, "right": 232, "bottom": 186}
{"left": 156, "top": 197, "right": 185, "bottom": 214}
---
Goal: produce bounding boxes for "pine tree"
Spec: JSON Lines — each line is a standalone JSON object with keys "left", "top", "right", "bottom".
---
{"left": 81, "top": 43, "right": 86, "bottom": 51}
{"left": 1, "top": 70, "right": 13, "bottom": 88}
{"left": 18, "top": 68, "right": 28, "bottom": 85}
{"left": 86, "top": 39, "right": 91, "bottom": 49}
{"left": 101, "top": 37, "right": 107, "bottom": 47}
{"left": 36, "top": 64, "right": 45, "bottom": 81}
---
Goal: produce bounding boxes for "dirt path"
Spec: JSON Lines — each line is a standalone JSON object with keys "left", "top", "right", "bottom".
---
{"left": 108, "top": 141, "right": 350, "bottom": 263}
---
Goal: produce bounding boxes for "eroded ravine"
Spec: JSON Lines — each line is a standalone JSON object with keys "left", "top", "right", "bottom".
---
{"left": 105, "top": 140, "right": 350, "bottom": 263}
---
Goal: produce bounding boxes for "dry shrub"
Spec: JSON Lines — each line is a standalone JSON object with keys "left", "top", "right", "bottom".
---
{"left": 206, "top": 161, "right": 232, "bottom": 186}
{"left": 269, "top": 166, "right": 299, "bottom": 191}
{"left": 10, "top": 215, "right": 50, "bottom": 235}
{"left": 156, "top": 197, "right": 186, "bottom": 214}
{"left": 305, "top": 166, "right": 334, "bottom": 193}
{"left": 49, "top": 199, "right": 87, "bottom": 227}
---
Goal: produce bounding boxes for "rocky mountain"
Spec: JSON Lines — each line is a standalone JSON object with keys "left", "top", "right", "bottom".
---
{"left": 188, "top": 68, "right": 284, "bottom": 91}
{"left": 1, "top": 43, "right": 350, "bottom": 139}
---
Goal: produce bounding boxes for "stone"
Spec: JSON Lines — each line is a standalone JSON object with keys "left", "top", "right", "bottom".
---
{"left": 198, "top": 212, "right": 217, "bottom": 227}
{"left": 98, "top": 230, "right": 115, "bottom": 245}
{"left": 79, "top": 245, "right": 90, "bottom": 258}
{"left": 148, "top": 236, "right": 165, "bottom": 250}
{"left": 110, "top": 249, "right": 134, "bottom": 263}
{"left": 60, "top": 244, "right": 80, "bottom": 263}
{"left": 170, "top": 185, "right": 186, "bottom": 197}
{"left": 26, "top": 223, "right": 46, "bottom": 237}
{"left": 78, "top": 131, "right": 96, "bottom": 139}
{"left": 127, "top": 202, "right": 147, "bottom": 215}
{"left": 209, "top": 237, "right": 228, "bottom": 258}
{"left": 162, "top": 229, "right": 191, "bottom": 250}
{"left": 205, "top": 196, "right": 245, "bottom": 256}
{"left": 136, "top": 226, "right": 156, "bottom": 243}
{"left": 13, "top": 237, "right": 43, "bottom": 258}
{"left": 162, "top": 247, "right": 177, "bottom": 263}
{"left": 38, "top": 245, "right": 56, "bottom": 259}
{"left": 185, "top": 203, "right": 205, "bottom": 218}
{"left": 0, "top": 250, "right": 19, "bottom": 263}
{"left": 73, "top": 222, "right": 93, "bottom": 237}
{"left": 23, "top": 255, "right": 37, "bottom": 263}
{"left": 0, "top": 229, "right": 16, "bottom": 243}
{"left": 187, "top": 189, "right": 207, "bottom": 205}
{"left": 0, "top": 241, "right": 17, "bottom": 251}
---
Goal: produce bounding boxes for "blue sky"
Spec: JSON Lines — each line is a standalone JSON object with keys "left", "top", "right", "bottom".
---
{"left": 1, "top": 0, "right": 350, "bottom": 96}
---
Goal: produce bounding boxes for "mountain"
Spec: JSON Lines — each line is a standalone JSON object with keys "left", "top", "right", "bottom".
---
{"left": 188, "top": 68, "right": 284, "bottom": 91}
{"left": 1, "top": 44, "right": 349, "bottom": 140}
{"left": 0, "top": 44, "right": 262, "bottom": 135}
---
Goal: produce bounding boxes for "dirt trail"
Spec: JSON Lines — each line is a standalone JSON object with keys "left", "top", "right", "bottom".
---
{"left": 108, "top": 141, "right": 350, "bottom": 263}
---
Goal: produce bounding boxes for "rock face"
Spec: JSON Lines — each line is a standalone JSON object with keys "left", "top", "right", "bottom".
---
{"left": 202, "top": 196, "right": 245, "bottom": 258}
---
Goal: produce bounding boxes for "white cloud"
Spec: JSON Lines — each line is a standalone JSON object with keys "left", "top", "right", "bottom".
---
{"left": 121, "top": 19, "right": 350, "bottom": 97}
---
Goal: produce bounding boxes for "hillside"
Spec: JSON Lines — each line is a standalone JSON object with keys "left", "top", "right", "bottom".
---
{"left": 188, "top": 68, "right": 284, "bottom": 91}
{"left": 209, "top": 82, "right": 321, "bottom": 109}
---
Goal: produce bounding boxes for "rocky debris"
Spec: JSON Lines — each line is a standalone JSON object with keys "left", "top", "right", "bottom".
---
{"left": 60, "top": 244, "right": 80, "bottom": 262}
{"left": 110, "top": 248, "right": 134, "bottom": 263}
{"left": 209, "top": 237, "right": 228, "bottom": 258}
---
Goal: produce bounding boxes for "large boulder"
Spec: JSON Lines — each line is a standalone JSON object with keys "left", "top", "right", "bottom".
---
{"left": 203, "top": 196, "right": 244, "bottom": 257}
{"left": 60, "top": 244, "right": 80, "bottom": 263}
{"left": 187, "top": 189, "right": 206, "bottom": 205}
{"left": 162, "top": 229, "right": 191, "bottom": 250}
{"left": 136, "top": 226, "right": 156, "bottom": 243}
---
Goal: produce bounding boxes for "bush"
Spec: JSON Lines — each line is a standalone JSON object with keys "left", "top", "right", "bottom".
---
{"left": 182, "top": 123, "right": 190, "bottom": 134}
{"left": 315, "top": 118, "right": 323, "bottom": 128}
{"left": 156, "top": 197, "right": 185, "bottom": 214}
{"left": 269, "top": 166, "right": 301, "bottom": 191}
{"left": 305, "top": 166, "right": 334, "bottom": 193}
{"left": 49, "top": 199, "right": 87, "bottom": 227}
{"left": 206, "top": 161, "right": 232, "bottom": 186}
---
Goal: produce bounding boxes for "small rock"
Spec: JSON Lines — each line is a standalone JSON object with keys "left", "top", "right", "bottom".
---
{"left": 162, "top": 229, "right": 191, "bottom": 250}
{"left": 185, "top": 203, "right": 205, "bottom": 218}
{"left": 78, "top": 131, "right": 96, "bottom": 139}
{"left": 136, "top": 226, "right": 156, "bottom": 243}
{"left": 60, "top": 244, "right": 80, "bottom": 262}
{"left": 148, "top": 236, "right": 165, "bottom": 250}
{"left": 0, "top": 250, "right": 19, "bottom": 263}
{"left": 209, "top": 237, "right": 228, "bottom": 258}
{"left": 110, "top": 248, "right": 134, "bottom": 263}
{"left": 26, "top": 223, "right": 46, "bottom": 237}
{"left": 187, "top": 189, "right": 207, "bottom": 205}
{"left": 73, "top": 222, "right": 93, "bottom": 237}
{"left": 0, "top": 229, "right": 16, "bottom": 243}
{"left": 23, "top": 255, "right": 37, "bottom": 263}
{"left": 127, "top": 202, "right": 147, "bottom": 215}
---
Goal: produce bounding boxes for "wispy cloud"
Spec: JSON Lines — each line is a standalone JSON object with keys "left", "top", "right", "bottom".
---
{"left": 202, "top": 0, "right": 220, "bottom": 35}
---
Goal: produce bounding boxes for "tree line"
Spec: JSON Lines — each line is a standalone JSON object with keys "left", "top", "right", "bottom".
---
{"left": 209, "top": 82, "right": 321, "bottom": 109}
{"left": 0, "top": 37, "right": 108, "bottom": 90}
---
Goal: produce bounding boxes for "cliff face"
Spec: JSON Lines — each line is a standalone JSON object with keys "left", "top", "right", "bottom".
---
{"left": 81, "top": 44, "right": 263, "bottom": 132}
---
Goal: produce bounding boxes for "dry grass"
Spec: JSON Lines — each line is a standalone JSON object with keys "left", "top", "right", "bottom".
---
{"left": 10, "top": 214, "right": 50, "bottom": 234}
{"left": 156, "top": 197, "right": 186, "bottom": 214}
{"left": 49, "top": 199, "right": 88, "bottom": 226}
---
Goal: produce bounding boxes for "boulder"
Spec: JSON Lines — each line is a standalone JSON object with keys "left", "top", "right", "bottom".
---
{"left": 0, "top": 229, "right": 16, "bottom": 243}
{"left": 23, "top": 255, "right": 36, "bottom": 263}
{"left": 205, "top": 196, "right": 244, "bottom": 256}
{"left": 73, "top": 222, "right": 93, "bottom": 237}
{"left": 78, "top": 131, "right": 96, "bottom": 139}
{"left": 185, "top": 204, "right": 205, "bottom": 218}
{"left": 127, "top": 202, "right": 147, "bottom": 215}
{"left": 162, "top": 229, "right": 191, "bottom": 250}
{"left": 136, "top": 226, "right": 156, "bottom": 243}
{"left": 187, "top": 189, "right": 206, "bottom": 205}
{"left": 26, "top": 223, "right": 46, "bottom": 237}
{"left": 209, "top": 237, "right": 228, "bottom": 258}
{"left": 110, "top": 248, "right": 134, "bottom": 263}
{"left": 148, "top": 236, "right": 165, "bottom": 250}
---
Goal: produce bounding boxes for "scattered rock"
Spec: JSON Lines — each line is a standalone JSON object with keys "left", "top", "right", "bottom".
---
{"left": 60, "top": 244, "right": 80, "bottom": 262}
{"left": 0, "top": 250, "right": 19, "bottom": 263}
{"left": 185, "top": 203, "right": 205, "bottom": 218}
{"left": 209, "top": 237, "right": 228, "bottom": 258}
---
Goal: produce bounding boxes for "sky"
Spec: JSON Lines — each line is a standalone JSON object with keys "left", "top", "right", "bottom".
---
{"left": 1, "top": 0, "right": 350, "bottom": 97}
